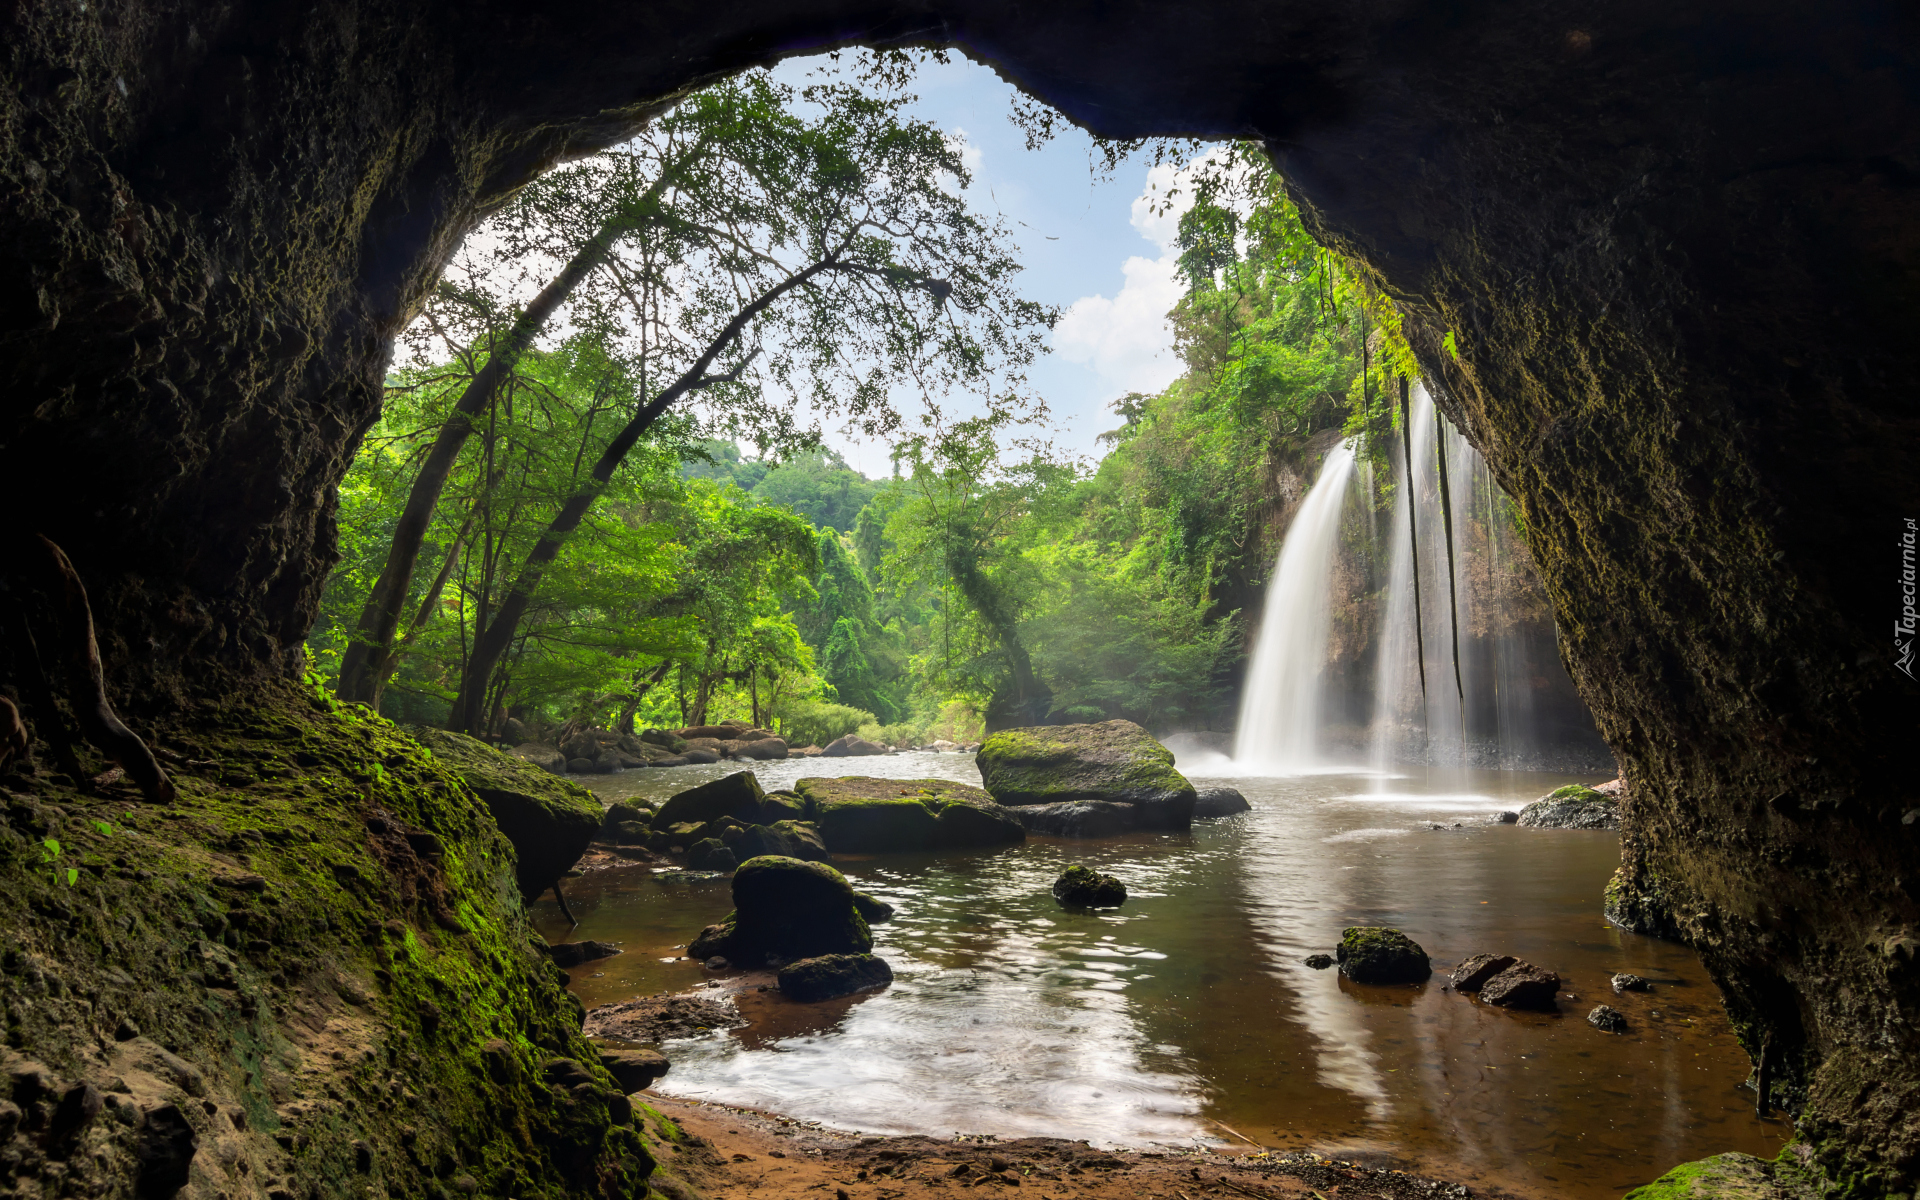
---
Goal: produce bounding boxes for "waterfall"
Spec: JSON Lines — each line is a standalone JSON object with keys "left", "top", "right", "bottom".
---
{"left": 1232, "top": 440, "right": 1358, "bottom": 771}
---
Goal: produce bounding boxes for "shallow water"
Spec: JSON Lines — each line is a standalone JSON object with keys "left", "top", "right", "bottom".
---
{"left": 532, "top": 752, "right": 1786, "bottom": 1199}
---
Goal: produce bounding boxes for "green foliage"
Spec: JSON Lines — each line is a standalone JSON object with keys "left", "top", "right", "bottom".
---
{"left": 775, "top": 700, "right": 875, "bottom": 748}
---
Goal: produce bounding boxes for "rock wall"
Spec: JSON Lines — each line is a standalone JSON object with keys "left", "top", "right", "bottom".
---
{"left": 2, "top": 0, "right": 1916, "bottom": 1191}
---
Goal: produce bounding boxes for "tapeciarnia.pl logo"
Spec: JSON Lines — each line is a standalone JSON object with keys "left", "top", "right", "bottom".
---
{"left": 1900, "top": 517, "right": 1918, "bottom": 679}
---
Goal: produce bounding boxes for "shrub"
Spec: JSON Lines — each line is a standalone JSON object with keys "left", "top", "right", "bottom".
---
{"left": 778, "top": 701, "right": 875, "bottom": 748}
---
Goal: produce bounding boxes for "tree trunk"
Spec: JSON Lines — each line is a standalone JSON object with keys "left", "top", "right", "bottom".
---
{"left": 615, "top": 662, "right": 671, "bottom": 734}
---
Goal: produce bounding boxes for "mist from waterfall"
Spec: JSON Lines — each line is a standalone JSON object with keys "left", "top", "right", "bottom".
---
{"left": 1231, "top": 440, "right": 1358, "bottom": 771}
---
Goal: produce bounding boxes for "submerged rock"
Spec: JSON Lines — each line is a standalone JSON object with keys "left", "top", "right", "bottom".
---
{"left": 410, "top": 727, "right": 602, "bottom": 899}
{"left": 976, "top": 720, "right": 1196, "bottom": 833}
{"left": 1516, "top": 784, "right": 1619, "bottom": 829}
{"left": 1052, "top": 864, "right": 1127, "bottom": 908}
{"left": 1336, "top": 927, "right": 1432, "bottom": 984}
{"left": 598, "top": 1048, "right": 669, "bottom": 1092}
{"left": 1612, "top": 972, "right": 1651, "bottom": 992}
{"left": 1619, "top": 1152, "right": 1782, "bottom": 1199}
{"left": 1480, "top": 962, "right": 1562, "bottom": 1010}
{"left": 795, "top": 777, "right": 1024, "bottom": 852}
{"left": 1010, "top": 800, "right": 1133, "bottom": 838}
{"left": 546, "top": 940, "right": 621, "bottom": 968}
{"left": 1452, "top": 953, "right": 1519, "bottom": 991}
{"left": 852, "top": 891, "right": 895, "bottom": 923}
{"left": 1193, "top": 786, "right": 1252, "bottom": 818}
{"left": 686, "top": 855, "right": 872, "bottom": 967}
{"left": 777, "top": 953, "right": 895, "bottom": 1002}
{"left": 1588, "top": 1004, "right": 1628, "bottom": 1033}
{"left": 1304, "top": 954, "right": 1335, "bottom": 969}
{"left": 730, "top": 819, "right": 831, "bottom": 863}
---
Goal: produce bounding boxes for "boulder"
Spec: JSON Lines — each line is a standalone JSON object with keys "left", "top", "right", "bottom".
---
{"left": 501, "top": 716, "right": 534, "bottom": 745}
{"left": 1011, "top": 800, "right": 1133, "bottom": 839}
{"left": 508, "top": 742, "right": 567, "bottom": 774}
{"left": 1336, "top": 927, "right": 1432, "bottom": 984}
{"left": 546, "top": 940, "right": 621, "bottom": 968}
{"left": 1493, "top": 811, "right": 1520, "bottom": 824}
{"left": 730, "top": 820, "right": 831, "bottom": 864}
{"left": 686, "top": 856, "right": 873, "bottom": 967}
{"left": 1588, "top": 1004, "right": 1628, "bottom": 1033}
{"left": 1621, "top": 1154, "right": 1784, "bottom": 1199}
{"left": 733, "top": 728, "right": 775, "bottom": 742}
{"left": 609, "top": 820, "right": 651, "bottom": 845}
{"left": 566, "top": 757, "right": 596, "bottom": 774}
{"left": 793, "top": 777, "right": 1025, "bottom": 852}
{"left": 1612, "top": 972, "right": 1651, "bottom": 992}
{"left": 823, "top": 734, "right": 888, "bottom": 757}
{"left": 757, "top": 790, "right": 809, "bottom": 824}
{"left": 1480, "top": 961, "right": 1562, "bottom": 1010}
{"left": 852, "top": 891, "right": 894, "bottom": 923}
{"left": 777, "top": 953, "right": 894, "bottom": 1002}
{"left": 410, "top": 727, "right": 602, "bottom": 900}
{"left": 686, "top": 839, "right": 738, "bottom": 872}
{"left": 1516, "top": 784, "right": 1620, "bottom": 829}
{"left": 653, "top": 771, "right": 766, "bottom": 829}
{"left": 975, "top": 720, "right": 1196, "bottom": 832}
{"left": 652, "top": 755, "right": 691, "bottom": 768}
{"left": 599, "top": 1048, "right": 669, "bottom": 1092}
{"left": 1451, "top": 953, "right": 1519, "bottom": 991}
{"left": 639, "top": 728, "right": 688, "bottom": 753}
{"left": 734, "top": 737, "right": 789, "bottom": 761}
{"left": 1193, "top": 786, "right": 1251, "bottom": 818}
{"left": 1052, "top": 864, "right": 1126, "bottom": 908}
{"left": 678, "top": 724, "right": 737, "bottom": 741}
{"left": 599, "top": 801, "right": 648, "bottom": 840}
{"left": 790, "top": 744, "right": 826, "bottom": 757}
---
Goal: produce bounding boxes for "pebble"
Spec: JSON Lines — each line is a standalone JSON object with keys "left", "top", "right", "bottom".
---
{"left": 1611, "top": 972, "right": 1650, "bottom": 992}
{"left": 1589, "top": 1005, "right": 1628, "bottom": 1033}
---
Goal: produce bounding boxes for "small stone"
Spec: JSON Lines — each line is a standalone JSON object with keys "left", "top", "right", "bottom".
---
{"left": 1452, "top": 953, "right": 1518, "bottom": 992}
{"left": 1611, "top": 972, "right": 1650, "bottom": 992}
{"left": 1588, "top": 1004, "right": 1628, "bottom": 1033}
{"left": 1051, "top": 864, "right": 1126, "bottom": 908}
{"left": 546, "top": 940, "right": 621, "bottom": 968}
{"left": 1494, "top": 811, "right": 1519, "bottom": 824}
{"left": 1480, "top": 962, "right": 1562, "bottom": 1010}
{"left": 704, "top": 955, "right": 731, "bottom": 970}
{"left": 1303, "top": 954, "right": 1335, "bottom": 969}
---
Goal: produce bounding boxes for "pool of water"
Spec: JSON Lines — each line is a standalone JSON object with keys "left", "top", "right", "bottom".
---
{"left": 531, "top": 752, "right": 1786, "bottom": 1199}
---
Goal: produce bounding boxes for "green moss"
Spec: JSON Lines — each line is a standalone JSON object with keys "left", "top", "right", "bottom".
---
{"left": 794, "top": 777, "right": 1023, "bottom": 852}
{"left": 975, "top": 720, "right": 1193, "bottom": 808}
{"left": 0, "top": 681, "right": 653, "bottom": 1199}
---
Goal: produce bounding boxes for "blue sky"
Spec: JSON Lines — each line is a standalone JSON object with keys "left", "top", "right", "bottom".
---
{"left": 771, "top": 52, "right": 1203, "bottom": 478}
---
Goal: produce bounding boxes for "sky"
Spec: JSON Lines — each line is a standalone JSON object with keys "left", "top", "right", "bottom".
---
{"left": 767, "top": 52, "right": 1204, "bottom": 478}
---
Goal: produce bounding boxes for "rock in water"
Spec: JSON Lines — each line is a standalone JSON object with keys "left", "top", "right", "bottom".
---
{"left": 1516, "top": 784, "right": 1620, "bottom": 829}
{"left": 410, "top": 727, "right": 602, "bottom": 900}
{"left": 1303, "top": 954, "right": 1335, "bottom": 969}
{"left": 1612, "top": 972, "right": 1651, "bottom": 992}
{"left": 795, "top": 777, "right": 1024, "bottom": 852}
{"left": 1480, "top": 962, "right": 1562, "bottom": 1010}
{"left": 975, "top": 720, "right": 1197, "bottom": 833}
{"left": 1588, "top": 1005, "right": 1628, "bottom": 1033}
{"left": 687, "top": 856, "right": 873, "bottom": 966}
{"left": 1009, "top": 800, "right": 1133, "bottom": 838}
{"left": 1052, "top": 864, "right": 1127, "bottom": 908}
{"left": 777, "top": 953, "right": 895, "bottom": 1002}
{"left": 653, "top": 770, "right": 767, "bottom": 829}
{"left": 1452, "top": 953, "right": 1519, "bottom": 991}
{"left": 852, "top": 891, "right": 894, "bottom": 923}
{"left": 1336, "top": 927, "right": 1432, "bottom": 984}
{"left": 686, "top": 839, "right": 738, "bottom": 872}
{"left": 599, "top": 1048, "right": 670, "bottom": 1092}
{"left": 546, "top": 940, "right": 621, "bottom": 968}
{"left": 1193, "top": 786, "right": 1252, "bottom": 818}
{"left": 731, "top": 820, "right": 832, "bottom": 863}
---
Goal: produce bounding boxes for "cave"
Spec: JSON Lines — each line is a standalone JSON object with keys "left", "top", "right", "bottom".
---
{"left": 2, "top": 1, "right": 1916, "bottom": 1196}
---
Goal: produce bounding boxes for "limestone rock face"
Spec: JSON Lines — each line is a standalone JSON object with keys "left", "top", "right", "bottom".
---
{"left": 1516, "top": 785, "right": 1619, "bottom": 829}
{"left": 794, "top": 777, "right": 1025, "bottom": 853}
{"left": 776, "top": 953, "right": 895, "bottom": 1002}
{"left": 410, "top": 727, "right": 601, "bottom": 899}
{"left": 1336, "top": 927, "right": 1432, "bottom": 984}
{"left": 687, "top": 856, "right": 872, "bottom": 967}
{"left": 975, "top": 721, "right": 1196, "bottom": 832}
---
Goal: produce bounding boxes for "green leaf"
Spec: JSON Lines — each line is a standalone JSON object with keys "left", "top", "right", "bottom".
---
{"left": 1442, "top": 329, "right": 1460, "bottom": 361}
{"left": 93, "top": 819, "right": 114, "bottom": 836}
{"left": 65, "top": 868, "right": 78, "bottom": 887}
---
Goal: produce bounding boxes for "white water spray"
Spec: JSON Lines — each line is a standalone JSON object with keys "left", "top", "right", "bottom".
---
{"left": 1232, "top": 440, "right": 1358, "bottom": 771}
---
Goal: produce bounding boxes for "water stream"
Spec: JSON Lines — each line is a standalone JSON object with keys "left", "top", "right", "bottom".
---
{"left": 537, "top": 755, "right": 1783, "bottom": 1200}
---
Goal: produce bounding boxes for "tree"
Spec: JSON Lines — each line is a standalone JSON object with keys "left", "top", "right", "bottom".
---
{"left": 440, "top": 69, "right": 1052, "bottom": 732}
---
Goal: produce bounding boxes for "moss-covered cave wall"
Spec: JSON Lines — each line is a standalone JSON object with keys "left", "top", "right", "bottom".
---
{"left": 2, "top": 0, "right": 1916, "bottom": 1195}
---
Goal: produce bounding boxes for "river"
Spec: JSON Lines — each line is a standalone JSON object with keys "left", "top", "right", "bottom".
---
{"left": 529, "top": 751, "right": 1784, "bottom": 1199}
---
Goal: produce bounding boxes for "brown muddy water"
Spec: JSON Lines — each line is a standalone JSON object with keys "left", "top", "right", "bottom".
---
{"left": 530, "top": 752, "right": 1786, "bottom": 1199}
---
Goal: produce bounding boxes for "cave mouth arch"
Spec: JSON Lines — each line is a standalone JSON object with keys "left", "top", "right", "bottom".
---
{"left": 2, "top": 2, "right": 1916, "bottom": 1189}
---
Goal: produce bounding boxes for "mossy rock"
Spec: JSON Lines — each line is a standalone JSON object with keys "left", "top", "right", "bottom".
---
{"left": 731, "top": 820, "right": 831, "bottom": 863}
{"left": 686, "top": 856, "right": 872, "bottom": 967}
{"left": 410, "top": 726, "right": 602, "bottom": 899}
{"left": 1606, "top": 862, "right": 1684, "bottom": 940}
{"left": 1516, "top": 784, "right": 1619, "bottom": 829}
{"left": 0, "top": 684, "right": 654, "bottom": 1200}
{"left": 1336, "top": 927, "right": 1432, "bottom": 984}
{"left": 974, "top": 720, "right": 1196, "bottom": 831}
{"left": 757, "top": 790, "right": 809, "bottom": 824}
{"left": 1621, "top": 1152, "right": 1798, "bottom": 1199}
{"left": 776, "top": 953, "right": 895, "bottom": 1002}
{"left": 652, "top": 771, "right": 766, "bottom": 830}
{"left": 1052, "top": 864, "right": 1127, "bottom": 908}
{"left": 793, "top": 777, "right": 1025, "bottom": 853}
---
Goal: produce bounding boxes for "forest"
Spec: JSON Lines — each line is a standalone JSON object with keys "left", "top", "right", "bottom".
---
{"left": 305, "top": 64, "right": 1507, "bottom": 754}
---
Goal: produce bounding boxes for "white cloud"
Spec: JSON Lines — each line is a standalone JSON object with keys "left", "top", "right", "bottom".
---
{"left": 947, "top": 127, "right": 984, "bottom": 174}
{"left": 1051, "top": 254, "right": 1185, "bottom": 394}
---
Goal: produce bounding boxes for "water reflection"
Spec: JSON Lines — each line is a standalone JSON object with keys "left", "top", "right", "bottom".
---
{"left": 534, "top": 752, "right": 1784, "bottom": 1199}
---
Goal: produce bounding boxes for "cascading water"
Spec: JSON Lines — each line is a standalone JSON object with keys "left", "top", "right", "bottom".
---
{"left": 1232, "top": 440, "right": 1358, "bottom": 771}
